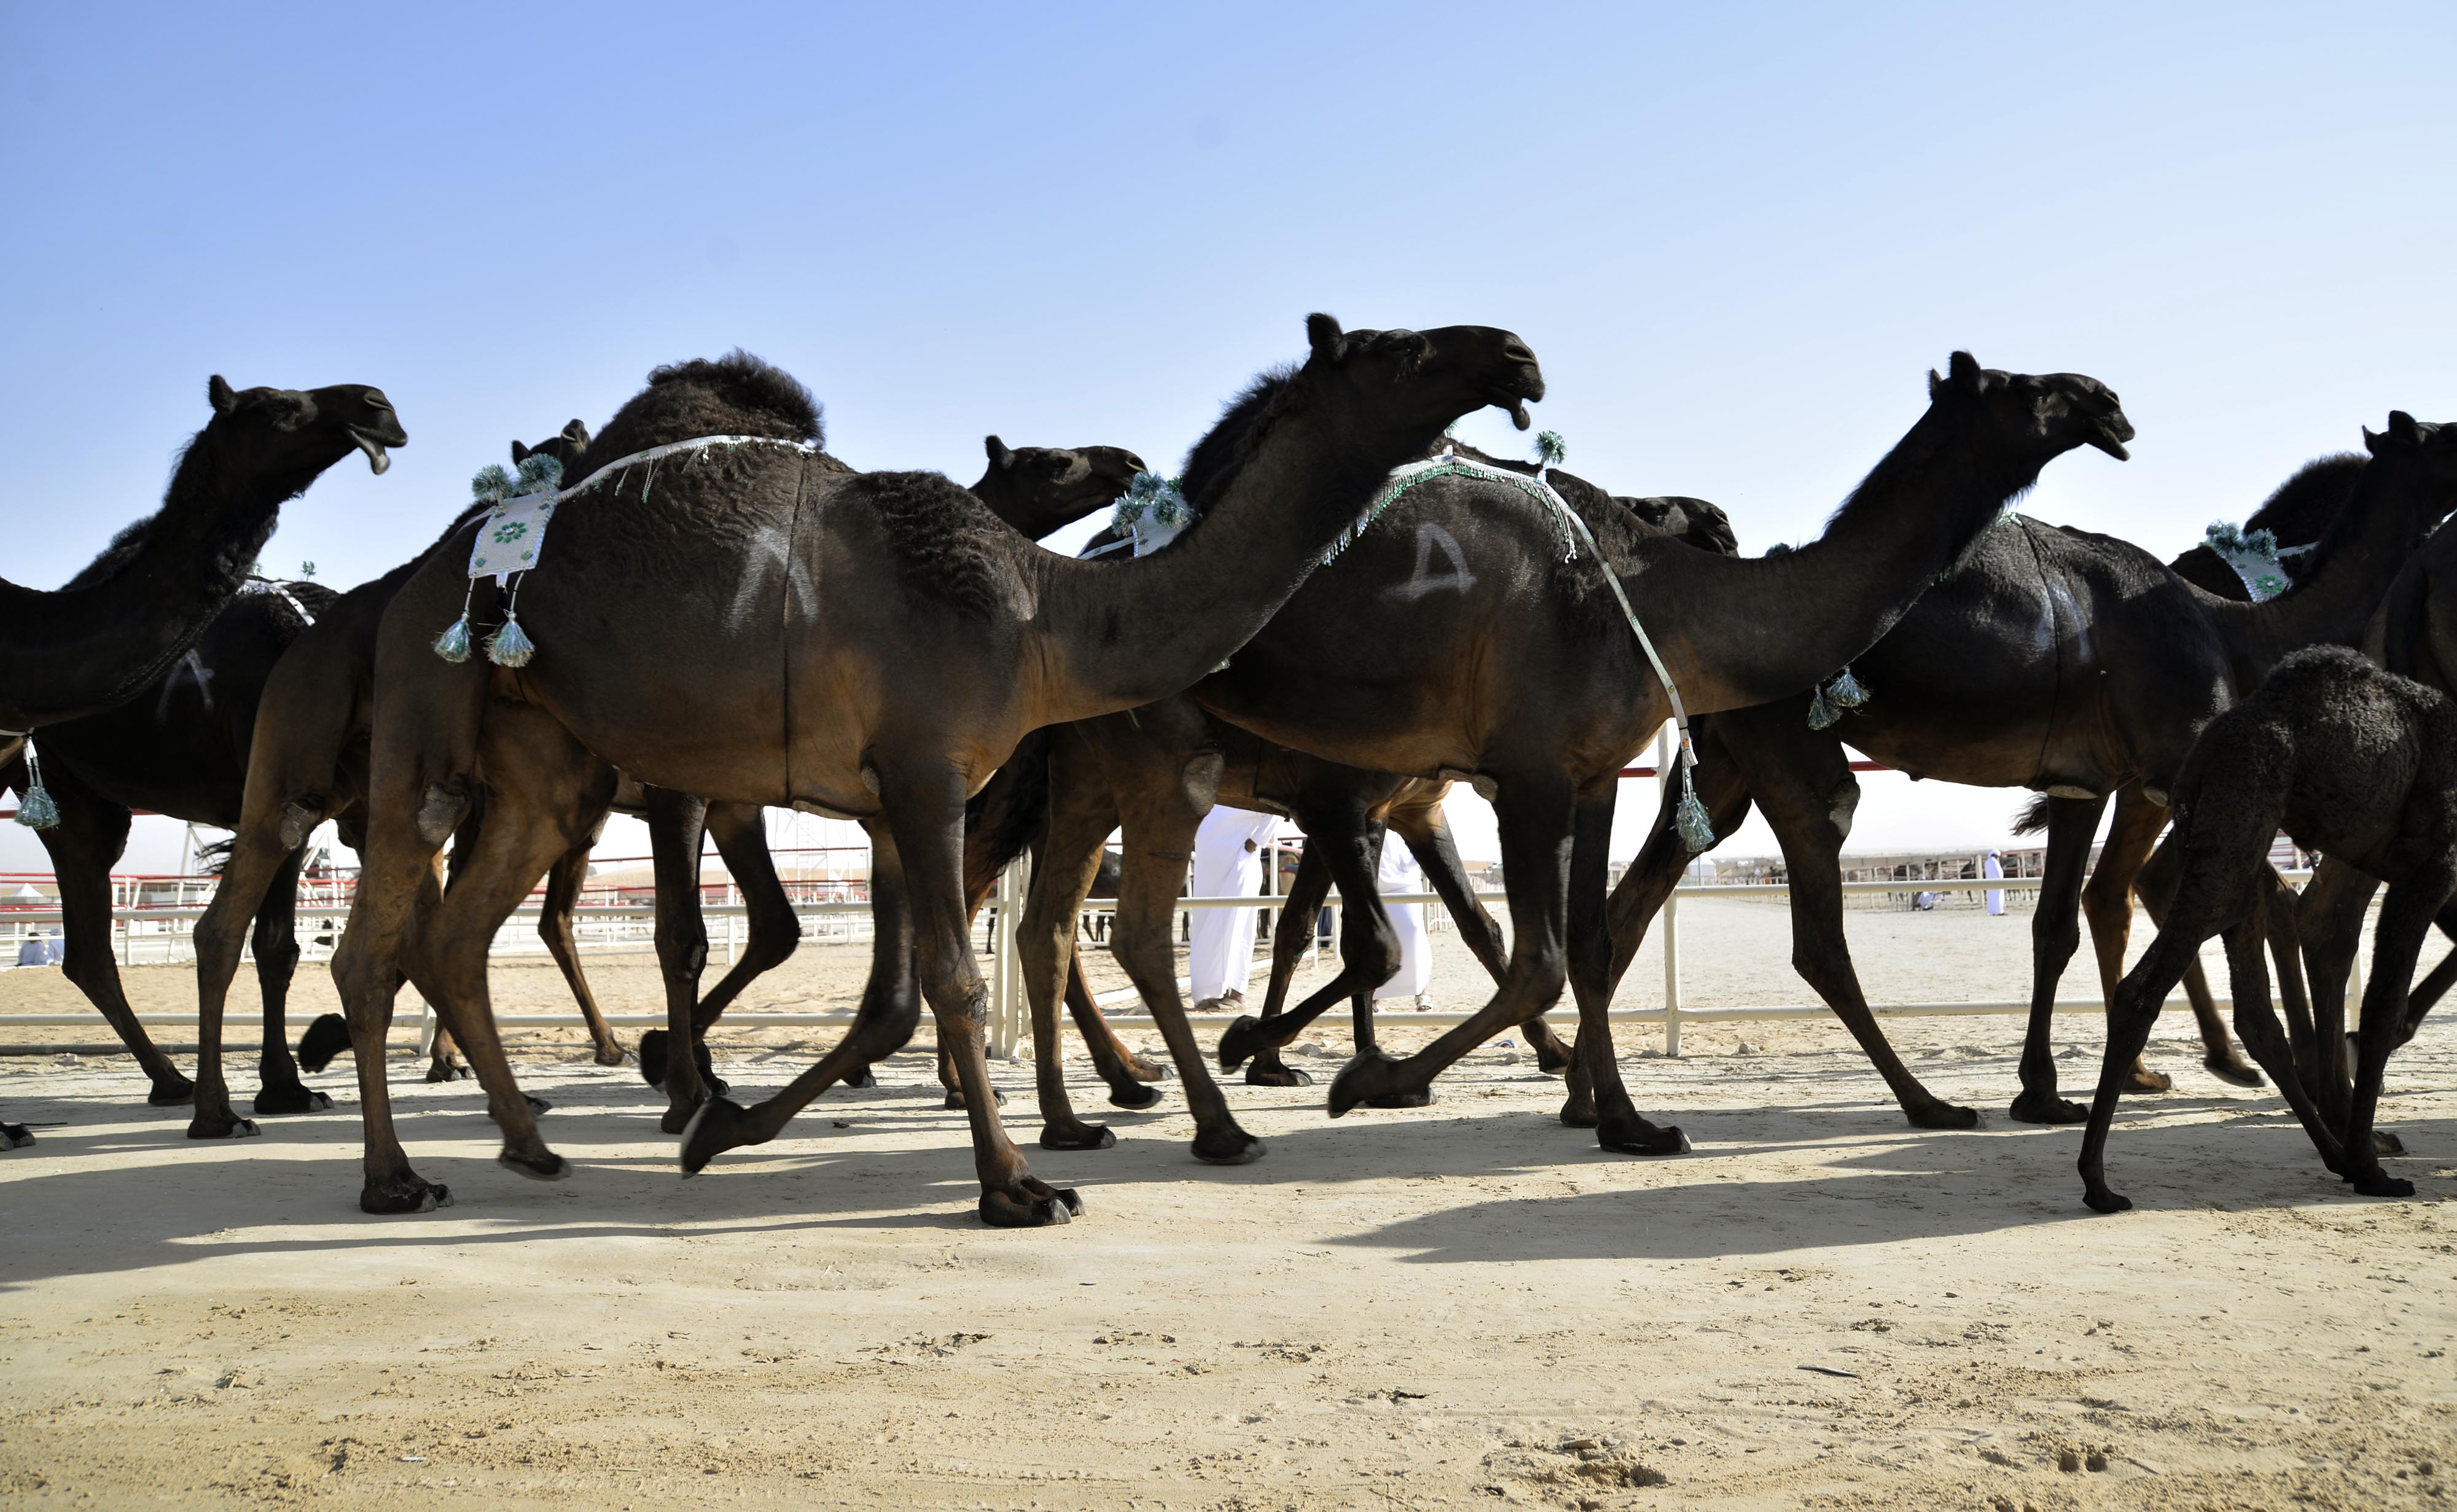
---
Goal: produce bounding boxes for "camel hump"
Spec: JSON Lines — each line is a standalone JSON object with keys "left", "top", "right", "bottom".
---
{"left": 852, "top": 469, "right": 1014, "bottom": 623}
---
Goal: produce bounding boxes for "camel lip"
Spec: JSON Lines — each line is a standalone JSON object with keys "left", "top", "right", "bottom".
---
{"left": 346, "top": 426, "right": 394, "bottom": 475}
{"left": 2087, "top": 431, "right": 2131, "bottom": 461}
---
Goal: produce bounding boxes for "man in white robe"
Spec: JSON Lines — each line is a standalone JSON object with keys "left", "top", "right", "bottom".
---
{"left": 1983, "top": 849, "right": 2006, "bottom": 916}
{"left": 1189, "top": 805, "right": 1282, "bottom": 1011}
{"left": 1364, "top": 836, "right": 1435, "bottom": 1009}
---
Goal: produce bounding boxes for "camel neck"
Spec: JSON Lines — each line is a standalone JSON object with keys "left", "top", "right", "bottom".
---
{"left": 1026, "top": 410, "right": 1444, "bottom": 719}
{"left": 1631, "top": 404, "right": 2053, "bottom": 714}
{"left": 0, "top": 426, "right": 289, "bottom": 728}
{"left": 2219, "top": 448, "right": 2446, "bottom": 679}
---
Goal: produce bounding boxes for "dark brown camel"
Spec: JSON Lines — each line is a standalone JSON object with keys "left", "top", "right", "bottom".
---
{"left": 327, "top": 318, "right": 1548, "bottom": 1224}
{"left": 0, "top": 375, "right": 402, "bottom": 735}
{"left": 0, "top": 375, "right": 400, "bottom": 1148}
{"left": 2079, "top": 644, "right": 2456, "bottom": 1212}
{"left": 975, "top": 353, "right": 2132, "bottom": 1163}
{"left": 1597, "top": 430, "right": 2447, "bottom": 1132}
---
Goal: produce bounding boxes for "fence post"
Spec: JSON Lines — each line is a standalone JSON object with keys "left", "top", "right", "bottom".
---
{"left": 1657, "top": 724, "right": 1684, "bottom": 1058}
{"left": 988, "top": 856, "right": 1028, "bottom": 1060}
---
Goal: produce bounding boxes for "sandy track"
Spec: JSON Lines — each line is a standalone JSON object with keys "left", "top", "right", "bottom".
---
{"left": 2, "top": 979, "right": 2451, "bottom": 1510}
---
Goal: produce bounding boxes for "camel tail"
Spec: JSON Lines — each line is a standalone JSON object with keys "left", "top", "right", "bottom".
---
{"left": 2011, "top": 794, "right": 2053, "bottom": 836}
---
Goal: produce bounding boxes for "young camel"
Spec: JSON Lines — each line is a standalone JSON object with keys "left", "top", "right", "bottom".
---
{"left": 330, "top": 316, "right": 1548, "bottom": 1223}
{"left": 2079, "top": 644, "right": 2454, "bottom": 1212}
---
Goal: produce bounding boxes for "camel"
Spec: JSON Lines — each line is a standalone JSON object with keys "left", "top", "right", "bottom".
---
{"left": 200, "top": 408, "right": 1142, "bottom": 1134}
{"left": 326, "top": 317, "right": 1549, "bottom": 1224}
{"left": 2, "top": 580, "right": 335, "bottom": 1115}
{"left": 0, "top": 376, "right": 403, "bottom": 735}
{"left": 690, "top": 353, "right": 2135, "bottom": 1167}
{"left": 1595, "top": 429, "right": 2449, "bottom": 1131}
{"left": 2079, "top": 644, "right": 2455, "bottom": 1212}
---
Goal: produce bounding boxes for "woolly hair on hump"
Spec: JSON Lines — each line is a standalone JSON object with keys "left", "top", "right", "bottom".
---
{"left": 584, "top": 349, "right": 825, "bottom": 466}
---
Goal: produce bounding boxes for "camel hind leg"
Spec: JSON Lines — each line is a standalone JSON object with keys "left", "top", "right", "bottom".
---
{"left": 641, "top": 800, "right": 794, "bottom": 1092}
{"left": 1239, "top": 840, "right": 1336, "bottom": 1087}
{"left": 1017, "top": 777, "right": 1128, "bottom": 1149}
{"left": 2334, "top": 869, "right": 2451, "bottom": 1198}
{"left": 244, "top": 845, "right": 329, "bottom": 1116}
{"left": 538, "top": 811, "right": 627, "bottom": 1067}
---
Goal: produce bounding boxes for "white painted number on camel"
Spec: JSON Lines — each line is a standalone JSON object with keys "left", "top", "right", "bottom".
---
{"left": 1385, "top": 521, "right": 1477, "bottom": 603}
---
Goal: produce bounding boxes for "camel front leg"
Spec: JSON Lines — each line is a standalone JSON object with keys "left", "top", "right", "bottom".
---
{"left": 538, "top": 812, "right": 627, "bottom": 1067}
{"left": 1401, "top": 804, "right": 1572, "bottom": 1073}
{"left": 643, "top": 787, "right": 714, "bottom": 1133}
{"left": 1561, "top": 781, "right": 1688, "bottom": 1155}
{"left": 1061, "top": 949, "right": 1167, "bottom": 1105}
{"left": 1237, "top": 838, "right": 1335, "bottom": 1088}
{"left": 330, "top": 803, "right": 458, "bottom": 1215}
{"left": 245, "top": 845, "right": 330, "bottom": 1116}
{"left": 1018, "top": 782, "right": 1128, "bottom": 1149}
{"left": 2335, "top": 872, "right": 2450, "bottom": 1198}
{"left": 2007, "top": 794, "right": 2109, "bottom": 1124}
{"left": 881, "top": 761, "right": 1082, "bottom": 1228}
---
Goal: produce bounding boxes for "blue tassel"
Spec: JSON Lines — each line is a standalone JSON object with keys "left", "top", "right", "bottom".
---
{"left": 471, "top": 463, "right": 514, "bottom": 504}
{"left": 14, "top": 740, "right": 59, "bottom": 830}
{"left": 1676, "top": 768, "right": 1715, "bottom": 854}
{"left": 486, "top": 614, "right": 535, "bottom": 668}
{"left": 1826, "top": 666, "right": 1870, "bottom": 709}
{"left": 515, "top": 453, "right": 563, "bottom": 493}
{"left": 1807, "top": 685, "right": 1840, "bottom": 730}
{"left": 433, "top": 615, "right": 472, "bottom": 663}
{"left": 1534, "top": 430, "right": 1567, "bottom": 467}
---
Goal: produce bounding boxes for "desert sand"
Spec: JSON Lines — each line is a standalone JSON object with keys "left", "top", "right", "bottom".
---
{"left": 0, "top": 898, "right": 2450, "bottom": 1509}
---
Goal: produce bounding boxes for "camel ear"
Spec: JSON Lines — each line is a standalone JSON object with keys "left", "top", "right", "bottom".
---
{"left": 560, "top": 419, "right": 590, "bottom": 448}
{"left": 2365, "top": 412, "right": 2422, "bottom": 454}
{"left": 984, "top": 434, "right": 1014, "bottom": 470}
{"left": 208, "top": 375, "right": 238, "bottom": 415}
{"left": 1306, "top": 313, "right": 1348, "bottom": 362}
{"left": 510, "top": 440, "right": 534, "bottom": 464}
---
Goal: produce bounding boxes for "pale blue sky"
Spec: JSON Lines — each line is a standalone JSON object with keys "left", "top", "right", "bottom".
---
{"left": 4, "top": 3, "right": 2453, "bottom": 870}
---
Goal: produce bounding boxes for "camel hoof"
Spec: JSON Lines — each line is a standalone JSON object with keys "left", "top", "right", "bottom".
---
{"left": 2348, "top": 1170, "right": 2416, "bottom": 1199}
{"left": 1106, "top": 1080, "right": 1165, "bottom": 1110}
{"left": 526, "top": 1095, "right": 552, "bottom": 1116}
{"left": 943, "top": 1088, "right": 1005, "bottom": 1110}
{"left": 2082, "top": 1185, "right": 2133, "bottom": 1215}
{"left": 0, "top": 1122, "right": 33, "bottom": 1150}
{"left": 1123, "top": 1055, "right": 1170, "bottom": 1083}
{"left": 1907, "top": 1101, "right": 1982, "bottom": 1131}
{"left": 1216, "top": 1015, "right": 1270, "bottom": 1072}
{"left": 1558, "top": 1096, "right": 1599, "bottom": 1129}
{"left": 979, "top": 1187, "right": 1079, "bottom": 1228}
{"left": 2123, "top": 1067, "right": 2174, "bottom": 1094}
{"left": 1364, "top": 1086, "right": 1437, "bottom": 1110}
{"left": 1327, "top": 1050, "right": 1414, "bottom": 1118}
{"left": 147, "top": 1074, "right": 197, "bottom": 1107}
{"left": 593, "top": 1043, "right": 628, "bottom": 1069}
{"left": 2203, "top": 1054, "right": 2265, "bottom": 1088}
{"left": 843, "top": 1064, "right": 877, "bottom": 1090}
{"left": 498, "top": 1148, "right": 571, "bottom": 1182}
{"left": 425, "top": 1061, "right": 471, "bottom": 1085}
{"left": 2373, "top": 1129, "right": 2407, "bottom": 1156}
{"left": 679, "top": 1096, "right": 757, "bottom": 1175}
{"left": 636, "top": 1029, "right": 673, "bottom": 1089}
{"left": 2009, "top": 1091, "right": 2090, "bottom": 1126}
{"left": 297, "top": 1013, "right": 351, "bottom": 1074}
{"left": 1533, "top": 1040, "right": 1575, "bottom": 1078}
{"left": 360, "top": 1177, "right": 453, "bottom": 1215}
{"left": 1039, "top": 1121, "right": 1115, "bottom": 1152}
{"left": 1599, "top": 1116, "right": 1689, "bottom": 1156}
{"left": 186, "top": 1113, "right": 260, "bottom": 1140}
{"left": 659, "top": 1096, "right": 707, "bottom": 1136}
{"left": 1244, "top": 1065, "right": 1314, "bottom": 1088}
{"left": 1192, "top": 1126, "right": 1266, "bottom": 1166}
{"left": 252, "top": 1084, "right": 332, "bottom": 1116}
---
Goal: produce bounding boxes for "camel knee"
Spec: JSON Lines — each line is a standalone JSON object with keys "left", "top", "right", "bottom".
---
{"left": 278, "top": 798, "right": 326, "bottom": 852}
{"left": 2031, "top": 910, "right": 2081, "bottom": 969}
{"left": 192, "top": 909, "right": 248, "bottom": 973}
{"left": 414, "top": 779, "right": 472, "bottom": 847}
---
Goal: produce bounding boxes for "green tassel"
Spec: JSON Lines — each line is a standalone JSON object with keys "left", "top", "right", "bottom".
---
{"left": 515, "top": 453, "right": 563, "bottom": 493}
{"left": 1826, "top": 666, "right": 1869, "bottom": 709}
{"left": 1676, "top": 768, "right": 1714, "bottom": 854}
{"left": 1535, "top": 430, "right": 1567, "bottom": 467}
{"left": 471, "top": 463, "right": 514, "bottom": 504}
{"left": 1807, "top": 685, "right": 1840, "bottom": 730}
{"left": 433, "top": 615, "right": 472, "bottom": 663}
{"left": 14, "top": 740, "right": 59, "bottom": 830}
{"left": 486, "top": 614, "right": 535, "bottom": 668}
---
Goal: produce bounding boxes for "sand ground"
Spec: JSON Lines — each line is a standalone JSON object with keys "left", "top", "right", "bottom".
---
{"left": 0, "top": 898, "right": 2451, "bottom": 1509}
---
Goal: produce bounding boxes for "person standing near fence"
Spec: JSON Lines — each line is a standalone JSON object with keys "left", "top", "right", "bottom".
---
{"left": 1984, "top": 848, "right": 2006, "bottom": 916}
{"left": 1189, "top": 805, "right": 1281, "bottom": 1012}
{"left": 1362, "top": 835, "right": 1436, "bottom": 1010}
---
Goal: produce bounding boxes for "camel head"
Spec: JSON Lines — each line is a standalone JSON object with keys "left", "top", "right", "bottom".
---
{"left": 1300, "top": 314, "right": 1545, "bottom": 440}
{"left": 203, "top": 375, "right": 407, "bottom": 494}
{"left": 977, "top": 435, "right": 1150, "bottom": 539}
{"left": 2362, "top": 411, "right": 2457, "bottom": 492}
{"left": 1924, "top": 351, "right": 2132, "bottom": 464}
{"left": 512, "top": 419, "right": 593, "bottom": 476}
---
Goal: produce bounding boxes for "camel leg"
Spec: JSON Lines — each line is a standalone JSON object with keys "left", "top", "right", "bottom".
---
{"left": 641, "top": 789, "right": 714, "bottom": 1133}
{"left": 198, "top": 816, "right": 320, "bottom": 1095}
{"left": 1018, "top": 785, "right": 1127, "bottom": 1150}
{"left": 643, "top": 801, "right": 792, "bottom": 1089}
{"left": 2115, "top": 807, "right": 2265, "bottom": 1088}
{"left": 2079, "top": 910, "right": 2242, "bottom": 1214}
{"left": 1061, "top": 949, "right": 1167, "bottom": 1107}
{"left": 244, "top": 845, "right": 329, "bottom": 1116}
{"left": 1401, "top": 806, "right": 1572, "bottom": 1072}
{"left": 683, "top": 828, "right": 924, "bottom": 1169}
{"left": 1105, "top": 784, "right": 1264, "bottom": 1166}
{"left": 1236, "top": 839, "right": 1335, "bottom": 1087}
{"left": 2291, "top": 856, "right": 2377, "bottom": 1120}
{"left": 2007, "top": 795, "right": 2110, "bottom": 1123}
{"left": 1331, "top": 771, "right": 1684, "bottom": 1153}
{"left": 1560, "top": 782, "right": 1687, "bottom": 1154}
{"left": 538, "top": 811, "right": 627, "bottom": 1067}
{"left": 21, "top": 761, "right": 193, "bottom": 1105}
{"left": 884, "top": 760, "right": 1081, "bottom": 1226}
{"left": 2334, "top": 871, "right": 2448, "bottom": 1199}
